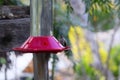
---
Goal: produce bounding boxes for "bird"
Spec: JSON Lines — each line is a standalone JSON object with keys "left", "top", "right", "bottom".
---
{"left": 59, "top": 35, "right": 67, "bottom": 47}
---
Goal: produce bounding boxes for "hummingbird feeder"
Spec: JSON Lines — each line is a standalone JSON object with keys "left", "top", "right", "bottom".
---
{"left": 13, "top": 36, "right": 69, "bottom": 54}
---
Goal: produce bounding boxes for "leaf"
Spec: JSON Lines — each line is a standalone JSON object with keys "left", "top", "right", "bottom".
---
{"left": 0, "top": 57, "right": 6, "bottom": 64}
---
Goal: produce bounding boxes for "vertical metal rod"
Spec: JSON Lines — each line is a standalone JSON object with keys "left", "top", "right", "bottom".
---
{"left": 30, "top": 0, "right": 42, "bottom": 36}
{"left": 30, "top": 0, "right": 43, "bottom": 80}
{"left": 30, "top": 0, "right": 52, "bottom": 80}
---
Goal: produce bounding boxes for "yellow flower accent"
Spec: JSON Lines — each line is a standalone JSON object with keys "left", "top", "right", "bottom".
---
{"left": 98, "top": 42, "right": 108, "bottom": 64}
{"left": 68, "top": 26, "right": 93, "bottom": 63}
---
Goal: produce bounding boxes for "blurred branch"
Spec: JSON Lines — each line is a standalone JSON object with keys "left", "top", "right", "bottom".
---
{"left": 105, "top": 25, "right": 120, "bottom": 80}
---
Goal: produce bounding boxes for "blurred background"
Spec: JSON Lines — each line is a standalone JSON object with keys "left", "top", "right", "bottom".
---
{"left": 0, "top": 0, "right": 120, "bottom": 80}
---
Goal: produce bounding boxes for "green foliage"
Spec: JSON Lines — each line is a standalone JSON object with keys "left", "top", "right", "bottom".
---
{"left": 0, "top": 0, "right": 4, "bottom": 5}
{"left": 0, "top": 0, "right": 18, "bottom": 5}
{"left": 115, "top": 0, "right": 120, "bottom": 19}
{"left": 63, "top": 0, "right": 73, "bottom": 18}
{"left": 0, "top": 53, "right": 12, "bottom": 70}
{"left": 82, "top": 0, "right": 118, "bottom": 32}
{"left": 53, "top": 0, "right": 120, "bottom": 80}
{"left": 68, "top": 26, "right": 107, "bottom": 80}
{"left": 88, "top": 10, "right": 115, "bottom": 32}
{"left": 25, "top": 77, "right": 33, "bottom": 80}
{"left": 8, "top": 0, "right": 18, "bottom": 5}
{"left": 0, "top": 57, "right": 6, "bottom": 64}
{"left": 83, "top": 0, "right": 112, "bottom": 13}
{"left": 61, "top": 0, "right": 120, "bottom": 32}
{"left": 74, "top": 62, "right": 100, "bottom": 80}
{"left": 53, "top": 0, "right": 72, "bottom": 45}
{"left": 110, "top": 45, "right": 120, "bottom": 77}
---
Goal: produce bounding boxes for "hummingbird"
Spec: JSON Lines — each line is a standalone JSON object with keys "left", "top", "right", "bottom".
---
{"left": 59, "top": 35, "right": 67, "bottom": 47}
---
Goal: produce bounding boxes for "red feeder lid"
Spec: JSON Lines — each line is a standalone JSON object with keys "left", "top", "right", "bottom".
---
{"left": 13, "top": 36, "right": 70, "bottom": 53}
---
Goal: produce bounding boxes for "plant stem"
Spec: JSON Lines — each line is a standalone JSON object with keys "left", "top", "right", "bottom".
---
{"left": 51, "top": 54, "right": 56, "bottom": 80}
{"left": 5, "top": 65, "right": 7, "bottom": 80}
{"left": 105, "top": 27, "right": 118, "bottom": 80}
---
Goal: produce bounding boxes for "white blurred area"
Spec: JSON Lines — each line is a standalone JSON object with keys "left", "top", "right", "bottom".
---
{"left": 0, "top": 52, "right": 33, "bottom": 80}
{"left": 0, "top": 52, "right": 73, "bottom": 80}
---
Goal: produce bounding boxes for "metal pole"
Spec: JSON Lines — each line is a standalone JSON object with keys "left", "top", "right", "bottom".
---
{"left": 30, "top": 0, "right": 41, "bottom": 36}
{"left": 30, "top": 0, "right": 52, "bottom": 80}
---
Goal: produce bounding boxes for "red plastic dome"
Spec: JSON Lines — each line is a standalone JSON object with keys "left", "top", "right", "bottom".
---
{"left": 13, "top": 36, "right": 69, "bottom": 53}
